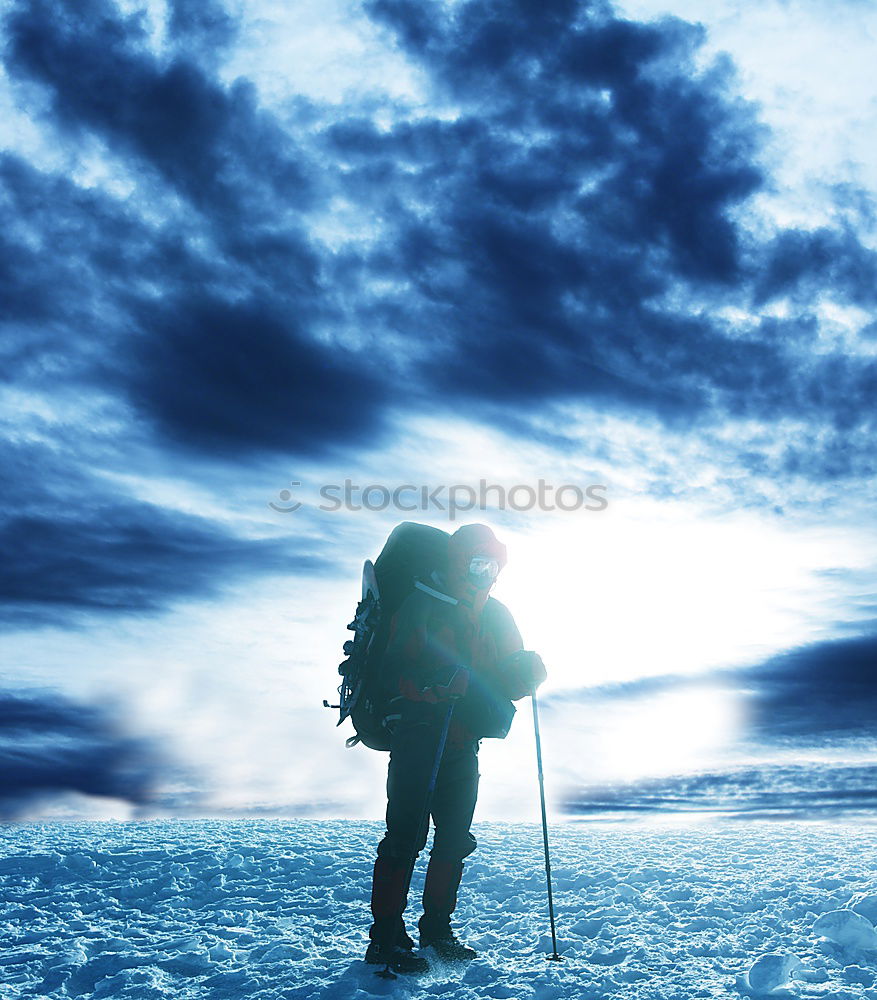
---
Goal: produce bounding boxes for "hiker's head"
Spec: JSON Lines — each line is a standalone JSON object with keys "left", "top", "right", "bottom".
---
{"left": 448, "top": 524, "right": 507, "bottom": 594}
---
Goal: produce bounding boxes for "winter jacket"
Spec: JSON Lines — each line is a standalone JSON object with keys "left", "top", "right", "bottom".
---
{"left": 382, "top": 581, "right": 529, "bottom": 744}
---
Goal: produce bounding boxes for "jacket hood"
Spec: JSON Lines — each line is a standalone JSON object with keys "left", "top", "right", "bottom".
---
{"left": 447, "top": 524, "right": 507, "bottom": 616}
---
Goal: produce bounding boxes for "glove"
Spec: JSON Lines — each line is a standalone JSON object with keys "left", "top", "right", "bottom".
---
{"left": 400, "top": 667, "right": 470, "bottom": 704}
{"left": 502, "top": 650, "right": 547, "bottom": 698}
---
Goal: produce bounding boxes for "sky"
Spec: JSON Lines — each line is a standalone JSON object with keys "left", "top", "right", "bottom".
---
{"left": 1, "top": 0, "right": 875, "bottom": 823}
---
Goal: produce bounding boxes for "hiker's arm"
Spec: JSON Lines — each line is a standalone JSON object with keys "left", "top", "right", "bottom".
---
{"left": 486, "top": 600, "right": 546, "bottom": 700}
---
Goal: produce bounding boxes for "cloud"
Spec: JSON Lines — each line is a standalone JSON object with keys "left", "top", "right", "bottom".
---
{"left": 166, "top": 0, "right": 238, "bottom": 56}
{"left": 1, "top": 1, "right": 393, "bottom": 459}
{"left": 0, "top": 149, "right": 391, "bottom": 458}
{"left": 0, "top": 689, "right": 175, "bottom": 819}
{"left": 4, "top": 0, "right": 310, "bottom": 223}
{"left": 742, "top": 632, "right": 877, "bottom": 742}
{"left": 0, "top": 153, "right": 140, "bottom": 332}
{"left": 552, "top": 629, "right": 877, "bottom": 746}
{"left": 336, "top": 1, "right": 765, "bottom": 399}
{"left": 0, "top": 438, "right": 332, "bottom": 626}
{"left": 564, "top": 761, "right": 877, "bottom": 819}
{"left": 331, "top": 0, "right": 876, "bottom": 464}
{"left": 755, "top": 227, "right": 877, "bottom": 308}
{"left": 550, "top": 627, "right": 877, "bottom": 816}
{"left": 124, "top": 295, "right": 390, "bottom": 457}
{"left": 2, "top": 0, "right": 877, "bottom": 484}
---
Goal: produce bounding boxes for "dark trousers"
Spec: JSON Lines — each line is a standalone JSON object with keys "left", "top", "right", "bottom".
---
{"left": 377, "top": 705, "right": 479, "bottom": 863}
{"left": 370, "top": 705, "right": 479, "bottom": 946}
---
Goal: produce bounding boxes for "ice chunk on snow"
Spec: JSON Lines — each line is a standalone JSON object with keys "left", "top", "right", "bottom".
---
{"left": 208, "top": 941, "right": 236, "bottom": 962}
{"left": 627, "top": 867, "right": 673, "bottom": 884}
{"left": 814, "top": 910, "right": 877, "bottom": 951}
{"left": 842, "top": 964, "right": 875, "bottom": 987}
{"left": 615, "top": 883, "right": 641, "bottom": 900}
{"left": 66, "top": 853, "right": 97, "bottom": 873}
{"left": 256, "top": 942, "right": 308, "bottom": 963}
{"left": 566, "top": 916, "right": 604, "bottom": 938}
{"left": 849, "top": 893, "right": 877, "bottom": 926}
{"left": 746, "top": 953, "right": 804, "bottom": 993}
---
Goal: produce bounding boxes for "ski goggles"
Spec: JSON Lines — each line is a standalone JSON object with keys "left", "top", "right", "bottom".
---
{"left": 469, "top": 556, "right": 500, "bottom": 582}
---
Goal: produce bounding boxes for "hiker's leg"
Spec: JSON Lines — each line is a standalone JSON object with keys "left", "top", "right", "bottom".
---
{"left": 369, "top": 714, "right": 437, "bottom": 949}
{"left": 419, "top": 741, "right": 479, "bottom": 946}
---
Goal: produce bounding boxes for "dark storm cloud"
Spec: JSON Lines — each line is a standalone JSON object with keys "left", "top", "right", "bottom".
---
{"left": 0, "top": 152, "right": 177, "bottom": 358}
{"left": 743, "top": 632, "right": 877, "bottom": 742}
{"left": 755, "top": 227, "right": 877, "bottom": 308}
{"left": 166, "top": 0, "right": 237, "bottom": 54}
{"left": 2, "top": 0, "right": 876, "bottom": 475}
{"left": 0, "top": 689, "right": 172, "bottom": 819}
{"left": 327, "top": 0, "right": 877, "bottom": 449}
{"left": 4, "top": 0, "right": 310, "bottom": 222}
{"left": 0, "top": 438, "right": 331, "bottom": 627}
{"left": 0, "top": 0, "right": 376, "bottom": 823}
{"left": 0, "top": 152, "right": 388, "bottom": 458}
{"left": 125, "top": 296, "right": 384, "bottom": 457}
{"left": 1, "top": 0, "right": 393, "bottom": 459}
{"left": 335, "top": 0, "right": 763, "bottom": 413}
{"left": 564, "top": 762, "right": 877, "bottom": 819}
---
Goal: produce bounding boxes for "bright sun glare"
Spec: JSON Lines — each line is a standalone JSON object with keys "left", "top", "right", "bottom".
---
{"left": 498, "top": 499, "right": 859, "bottom": 693}
{"left": 483, "top": 500, "right": 867, "bottom": 791}
{"left": 590, "top": 685, "right": 742, "bottom": 781}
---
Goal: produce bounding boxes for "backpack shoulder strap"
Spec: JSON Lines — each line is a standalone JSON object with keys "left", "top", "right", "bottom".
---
{"left": 414, "top": 579, "right": 458, "bottom": 605}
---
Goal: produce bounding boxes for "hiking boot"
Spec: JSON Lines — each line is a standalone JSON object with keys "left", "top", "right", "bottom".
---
{"left": 420, "top": 857, "right": 474, "bottom": 960}
{"left": 420, "top": 924, "right": 477, "bottom": 962}
{"left": 365, "top": 941, "right": 429, "bottom": 974}
{"left": 367, "top": 914, "right": 415, "bottom": 952}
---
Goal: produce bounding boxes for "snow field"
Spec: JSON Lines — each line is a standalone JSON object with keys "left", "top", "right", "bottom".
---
{"left": 1, "top": 819, "right": 876, "bottom": 999}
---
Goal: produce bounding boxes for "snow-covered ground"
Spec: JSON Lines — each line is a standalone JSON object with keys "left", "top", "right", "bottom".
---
{"left": 2, "top": 819, "right": 877, "bottom": 999}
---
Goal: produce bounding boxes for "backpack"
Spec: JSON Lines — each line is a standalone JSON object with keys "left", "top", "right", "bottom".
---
{"left": 326, "top": 522, "right": 451, "bottom": 750}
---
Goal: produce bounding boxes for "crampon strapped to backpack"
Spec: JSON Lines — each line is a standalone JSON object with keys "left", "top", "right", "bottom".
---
{"left": 324, "top": 522, "right": 451, "bottom": 750}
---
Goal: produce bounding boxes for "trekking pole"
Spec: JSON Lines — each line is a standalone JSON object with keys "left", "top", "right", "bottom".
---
{"left": 375, "top": 700, "right": 456, "bottom": 980}
{"left": 532, "top": 690, "right": 562, "bottom": 961}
